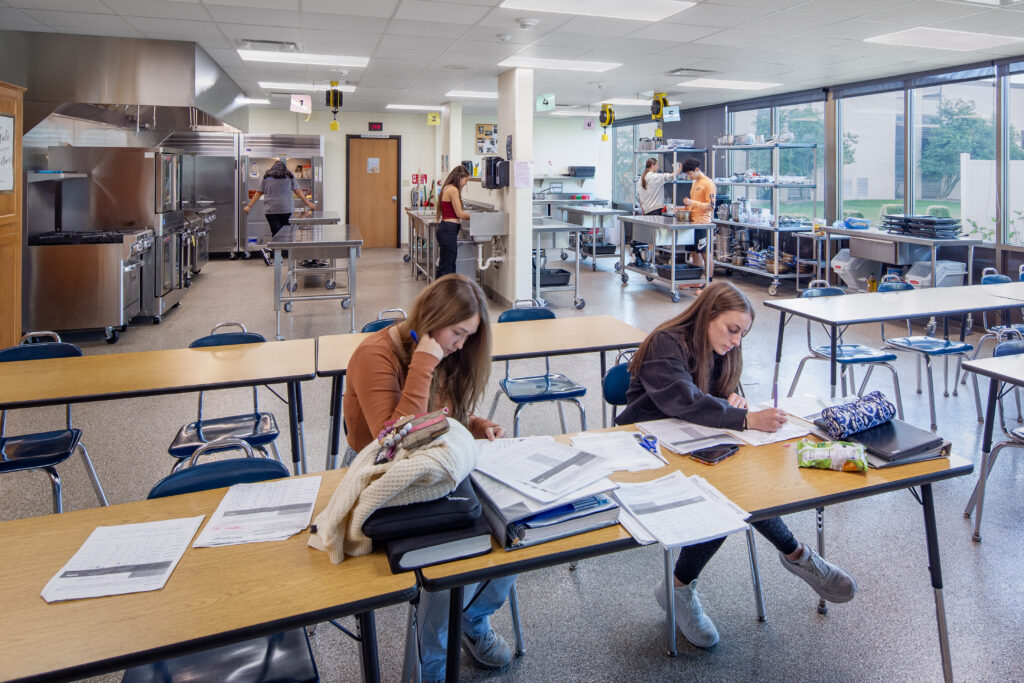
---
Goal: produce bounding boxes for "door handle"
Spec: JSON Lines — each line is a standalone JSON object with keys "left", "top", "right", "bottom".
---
{"left": 392, "top": 196, "right": 397, "bottom": 201}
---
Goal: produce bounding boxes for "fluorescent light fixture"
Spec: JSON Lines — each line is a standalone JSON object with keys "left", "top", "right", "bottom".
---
{"left": 445, "top": 90, "right": 498, "bottom": 99}
{"left": 498, "top": 56, "right": 621, "bottom": 72}
{"left": 386, "top": 104, "right": 443, "bottom": 111}
{"left": 259, "top": 81, "right": 356, "bottom": 92}
{"left": 550, "top": 109, "right": 598, "bottom": 117}
{"left": 500, "top": 0, "right": 693, "bottom": 21}
{"left": 595, "top": 97, "right": 681, "bottom": 107}
{"left": 677, "top": 78, "right": 780, "bottom": 90}
{"left": 238, "top": 49, "right": 369, "bottom": 67}
{"left": 864, "top": 27, "right": 1024, "bottom": 51}
{"left": 243, "top": 98, "right": 270, "bottom": 105}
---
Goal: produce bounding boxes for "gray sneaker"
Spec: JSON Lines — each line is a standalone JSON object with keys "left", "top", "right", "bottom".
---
{"left": 779, "top": 545, "right": 857, "bottom": 603}
{"left": 461, "top": 628, "right": 512, "bottom": 670}
{"left": 655, "top": 579, "right": 720, "bottom": 648}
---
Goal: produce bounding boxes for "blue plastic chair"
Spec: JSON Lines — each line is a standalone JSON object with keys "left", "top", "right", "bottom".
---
{"left": 877, "top": 281, "right": 973, "bottom": 431}
{"left": 168, "top": 322, "right": 281, "bottom": 472}
{"left": 486, "top": 299, "right": 587, "bottom": 437}
{"left": 124, "top": 439, "right": 317, "bottom": 683}
{"left": 360, "top": 308, "right": 407, "bottom": 333}
{"left": 963, "top": 340, "right": 1024, "bottom": 542}
{"left": 787, "top": 281, "right": 904, "bottom": 417}
{"left": 969, "top": 268, "right": 1024, "bottom": 365}
{"left": 0, "top": 332, "right": 108, "bottom": 513}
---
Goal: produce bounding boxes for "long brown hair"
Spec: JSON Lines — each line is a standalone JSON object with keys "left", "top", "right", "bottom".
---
{"left": 394, "top": 274, "right": 491, "bottom": 424}
{"left": 629, "top": 281, "right": 754, "bottom": 397}
{"left": 640, "top": 158, "right": 658, "bottom": 190}
{"left": 436, "top": 166, "right": 470, "bottom": 221}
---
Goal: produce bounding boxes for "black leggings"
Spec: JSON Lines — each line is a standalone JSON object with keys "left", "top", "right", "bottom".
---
{"left": 436, "top": 220, "right": 460, "bottom": 278}
{"left": 266, "top": 212, "right": 292, "bottom": 236}
{"left": 674, "top": 516, "right": 799, "bottom": 584}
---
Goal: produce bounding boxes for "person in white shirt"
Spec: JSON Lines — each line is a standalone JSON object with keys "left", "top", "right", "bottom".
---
{"left": 637, "top": 158, "right": 680, "bottom": 215}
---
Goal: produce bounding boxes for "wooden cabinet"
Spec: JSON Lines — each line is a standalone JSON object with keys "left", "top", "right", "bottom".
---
{"left": 0, "top": 81, "right": 24, "bottom": 348}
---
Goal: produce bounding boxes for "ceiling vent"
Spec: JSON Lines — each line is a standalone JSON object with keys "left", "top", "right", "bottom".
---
{"left": 666, "top": 67, "right": 716, "bottom": 77}
{"left": 239, "top": 39, "right": 300, "bottom": 52}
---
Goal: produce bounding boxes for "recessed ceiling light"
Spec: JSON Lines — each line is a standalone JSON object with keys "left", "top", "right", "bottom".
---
{"left": 386, "top": 104, "right": 443, "bottom": 111}
{"left": 596, "top": 97, "right": 681, "bottom": 107}
{"left": 864, "top": 27, "right": 1024, "bottom": 51}
{"left": 445, "top": 90, "right": 499, "bottom": 99}
{"left": 676, "top": 78, "right": 780, "bottom": 90}
{"left": 238, "top": 49, "right": 369, "bottom": 67}
{"left": 243, "top": 98, "right": 270, "bottom": 105}
{"left": 500, "top": 0, "right": 693, "bottom": 22}
{"left": 258, "top": 82, "right": 357, "bottom": 92}
{"left": 498, "top": 56, "right": 621, "bottom": 72}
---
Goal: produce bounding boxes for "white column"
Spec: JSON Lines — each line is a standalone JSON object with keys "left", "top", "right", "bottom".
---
{"left": 440, "top": 101, "right": 462, "bottom": 180}
{"left": 494, "top": 67, "right": 533, "bottom": 302}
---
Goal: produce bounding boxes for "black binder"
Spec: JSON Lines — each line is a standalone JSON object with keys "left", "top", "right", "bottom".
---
{"left": 383, "top": 516, "right": 493, "bottom": 572}
{"left": 815, "top": 417, "right": 943, "bottom": 461}
{"left": 362, "top": 477, "right": 481, "bottom": 542}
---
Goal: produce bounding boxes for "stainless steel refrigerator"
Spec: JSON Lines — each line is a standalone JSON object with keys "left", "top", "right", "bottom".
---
{"left": 240, "top": 134, "right": 324, "bottom": 252}
{"left": 171, "top": 133, "right": 242, "bottom": 256}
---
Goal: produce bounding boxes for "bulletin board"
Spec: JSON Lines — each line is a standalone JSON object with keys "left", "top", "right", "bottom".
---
{"left": 476, "top": 123, "right": 498, "bottom": 155}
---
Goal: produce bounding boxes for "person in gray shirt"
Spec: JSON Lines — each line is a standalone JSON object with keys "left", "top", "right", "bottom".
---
{"left": 244, "top": 160, "right": 316, "bottom": 262}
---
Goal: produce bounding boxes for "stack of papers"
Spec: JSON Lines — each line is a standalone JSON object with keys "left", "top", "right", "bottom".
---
{"left": 570, "top": 431, "right": 666, "bottom": 471}
{"left": 193, "top": 476, "right": 322, "bottom": 547}
{"left": 613, "top": 472, "right": 749, "bottom": 548}
{"left": 41, "top": 516, "right": 204, "bottom": 603}
{"left": 477, "top": 437, "right": 612, "bottom": 504}
{"left": 637, "top": 419, "right": 742, "bottom": 455}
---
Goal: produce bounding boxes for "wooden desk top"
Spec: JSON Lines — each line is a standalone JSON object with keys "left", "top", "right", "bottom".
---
{"left": 0, "top": 339, "right": 316, "bottom": 410}
{"left": 316, "top": 315, "right": 647, "bottom": 376}
{"left": 0, "top": 468, "right": 416, "bottom": 682}
{"left": 963, "top": 354, "right": 1024, "bottom": 386}
{"left": 419, "top": 426, "right": 971, "bottom": 589}
{"left": 764, "top": 284, "right": 1023, "bottom": 326}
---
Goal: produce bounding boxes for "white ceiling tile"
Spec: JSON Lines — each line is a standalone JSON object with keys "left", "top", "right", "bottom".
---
{"left": 299, "top": 13, "right": 388, "bottom": 32}
{"left": 628, "top": 22, "right": 720, "bottom": 42}
{"left": 712, "top": 0, "right": 807, "bottom": 7}
{"left": 202, "top": 46, "right": 245, "bottom": 67}
{"left": 300, "top": 29, "right": 381, "bottom": 51}
{"left": 662, "top": 1, "right": 778, "bottom": 27}
{"left": 794, "top": 0, "right": 915, "bottom": 19}
{"left": 301, "top": 0, "right": 398, "bottom": 16}
{"left": 199, "top": 0, "right": 295, "bottom": 8}
{"left": 861, "top": 0, "right": 989, "bottom": 27}
{"left": 125, "top": 16, "right": 228, "bottom": 37}
{"left": 385, "top": 18, "right": 470, "bottom": 38}
{"left": 553, "top": 15, "right": 650, "bottom": 36}
{"left": 219, "top": 23, "right": 303, "bottom": 43}
{"left": 532, "top": 32, "right": 617, "bottom": 49}
{"left": 475, "top": 6, "right": 573, "bottom": 32}
{"left": 21, "top": 9, "right": 138, "bottom": 31}
{"left": 585, "top": 38, "right": 683, "bottom": 58}
{"left": 932, "top": 9, "right": 1024, "bottom": 34}
{"left": 362, "top": 58, "right": 430, "bottom": 75}
{"left": 102, "top": 0, "right": 210, "bottom": 21}
{"left": 695, "top": 28, "right": 777, "bottom": 49}
{"left": 204, "top": 5, "right": 301, "bottom": 28}
{"left": 394, "top": 0, "right": 490, "bottom": 24}
{"left": 443, "top": 40, "right": 521, "bottom": 58}
{"left": 811, "top": 19, "right": 904, "bottom": 41}
{"left": 509, "top": 43, "right": 591, "bottom": 60}
{"left": 376, "top": 34, "right": 454, "bottom": 56}
{"left": 745, "top": 11, "right": 838, "bottom": 35}
{"left": 7, "top": 0, "right": 110, "bottom": 11}
{"left": 0, "top": 7, "right": 46, "bottom": 28}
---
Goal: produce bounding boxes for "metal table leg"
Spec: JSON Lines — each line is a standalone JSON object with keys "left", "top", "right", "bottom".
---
{"left": 664, "top": 547, "right": 677, "bottom": 657}
{"left": 348, "top": 245, "right": 358, "bottom": 333}
{"left": 921, "top": 483, "right": 954, "bottom": 683}
{"left": 328, "top": 374, "right": 344, "bottom": 470}
{"left": 286, "top": 380, "right": 302, "bottom": 475}
{"left": 829, "top": 324, "right": 838, "bottom": 399}
{"left": 600, "top": 350, "right": 607, "bottom": 428}
{"left": 357, "top": 611, "right": 381, "bottom": 683}
{"left": 445, "top": 585, "right": 464, "bottom": 683}
{"left": 969, "top": 376, "right": 1000, "bottom": 542}
{"left": 274, "top": 248, "right": 284, "bottom": 341}
{"left": 771, "top": 312, "right": 787, "bottom": 406}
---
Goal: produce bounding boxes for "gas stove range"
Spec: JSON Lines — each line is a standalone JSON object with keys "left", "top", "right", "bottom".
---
{"left": 29, "top": 229, "right": 154, "bottom": 255}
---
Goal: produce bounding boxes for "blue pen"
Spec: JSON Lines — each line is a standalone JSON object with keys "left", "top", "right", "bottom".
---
{"left": 409, "top": 329, "right": 419, "bottom": 343}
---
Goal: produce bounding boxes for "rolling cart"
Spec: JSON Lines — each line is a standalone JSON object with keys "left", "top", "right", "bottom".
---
{"left": 617, "top": 214, "right": 714, "bottom": 303}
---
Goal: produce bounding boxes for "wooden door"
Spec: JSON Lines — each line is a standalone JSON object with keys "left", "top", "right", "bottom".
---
{"left": 0, "top": 81, "right": 24, "bottom": 348}
{"left": 347, "top": 136, "right": 400, "bottom": 248}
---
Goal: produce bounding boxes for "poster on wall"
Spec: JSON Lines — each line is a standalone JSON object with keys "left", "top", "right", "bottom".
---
{"left": 476, "top": 123, "right": 498, "bottom": 155}
{"left": 367, "top": 157, "right": 380, "bottom": 174}
{"left": 0, "top": 114, "right": 13, "bottom": 193}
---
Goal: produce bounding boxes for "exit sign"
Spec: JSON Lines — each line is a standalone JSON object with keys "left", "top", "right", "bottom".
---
{"left": 368, "top": 121, "right": 383, "bottom": 132}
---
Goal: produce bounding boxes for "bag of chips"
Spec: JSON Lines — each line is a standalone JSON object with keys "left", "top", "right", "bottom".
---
{"left": 796, "top": 439, "right": 867, "bottom": 473}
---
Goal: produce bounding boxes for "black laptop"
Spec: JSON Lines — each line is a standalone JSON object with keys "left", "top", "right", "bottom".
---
{"left": 814, "top": 418, "right": 943, "bottom": 462}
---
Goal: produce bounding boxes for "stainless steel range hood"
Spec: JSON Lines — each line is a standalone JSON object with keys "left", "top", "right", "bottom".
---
{"left": 1, "top": 30, "right": 248, "bottom": 134}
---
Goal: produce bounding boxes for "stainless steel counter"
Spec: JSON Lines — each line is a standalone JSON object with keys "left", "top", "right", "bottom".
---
{"left": 617, "top": 215, "right": 715, "bottom": 302}
{"left": 288, "top": 211, "right": 341, "bottom": 226}
{"left": 267, "top": 224, "right": 364, "bottom": 338}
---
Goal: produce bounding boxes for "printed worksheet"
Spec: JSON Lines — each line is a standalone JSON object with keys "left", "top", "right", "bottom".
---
{"left": 570, "top": 431, "right": 666, "bottom": 471}
{"left": 637, "top": 418, "right": 742, "bottom": 455}
{"left": 612, "top": 471, "right": 748, "bottom": 548}
{"left": 193, "top": 476, "right": 322, "bottom": 547}
{"left": 41, "top": 516, "right": 204, "bottom": 603}
{"left": 476, "top": 438, "right": 612, "bottom": 499}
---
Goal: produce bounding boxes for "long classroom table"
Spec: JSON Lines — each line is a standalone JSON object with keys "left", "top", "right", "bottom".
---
{"left": 0, "top": 339, "right": 317, "bottom": 475}
{"left": 763, "top": 282, "right": 1024, "bottom": 400}
{"left": 316, "top": 315, "right": 648, "bottom": 466}
{"left": 420, "top": 427, "right": 972, "bottom": 683}
{"left": 0, "top": 468, "right": 416, "bottom": 683}
{"left": 961, "top": 353, "right": 1024, "bottom": 542}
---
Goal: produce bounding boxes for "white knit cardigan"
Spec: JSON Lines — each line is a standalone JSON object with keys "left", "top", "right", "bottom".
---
{"left": 308, "top": 418, "right": 477, "bottom": 564}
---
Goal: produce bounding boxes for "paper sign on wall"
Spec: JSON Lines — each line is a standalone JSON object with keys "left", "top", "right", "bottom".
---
{"left": 367, "top": 157, "right": 380, "bottom": 174}
{"left": 412, "top": 173, "right": 427, "bottom": 184}
{"left": 583, "top": 118, "right": 595, "bottom": 130}
{"left": 427, "top": 112, "right": 440, "bottom": 125}
{"left": 0, "top": 114, "right": 12, "bottom": 193}
{"left": 536, "top": 94, "right": 555, "bottom": 112}
{"left": 514, "top": 161, "right": 532, "bottom": 188}
{"left": 290, "top": 94, "right": 311, "bottom": 114}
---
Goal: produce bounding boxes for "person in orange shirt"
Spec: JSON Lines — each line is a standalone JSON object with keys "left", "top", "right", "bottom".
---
{"left": 681, "top": 157, "right": 716, "bottom": 269}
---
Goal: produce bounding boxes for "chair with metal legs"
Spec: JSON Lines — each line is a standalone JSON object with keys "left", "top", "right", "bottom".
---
{"left": 0, "top": 332, "right": 109, "bottom": 513}
{"left": 124, "top": 439, "right": 319, "bottom": 683}
{"left": 361, "top": 308, "right": 407, "bottom": 333}
{"left": 876, "top": 281, "right": 973, "bottom": 432}
{"left": 787, "top": 281, "right": 904, "bottom": 417}
{"left": 963, "top": 340, "right": 1024, "bottom": 543}
{"left": 486, "top": 299, "right": 587, "bottom": 437}
{"left": 168, "top": 322, "right": 282, "bottom": 472}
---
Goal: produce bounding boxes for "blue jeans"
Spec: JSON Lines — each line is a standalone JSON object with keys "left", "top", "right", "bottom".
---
{"left": 417, "top": 576, "right": 516, "bottom": 679}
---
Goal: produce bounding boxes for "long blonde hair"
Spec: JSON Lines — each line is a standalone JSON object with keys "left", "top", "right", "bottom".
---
{"left": 630, "top": 281, "right": 754, "bottom": 397}
{"left": 395, "top": 274, "right": 491, "bottom": 423}
{"left": 640, "top": 158, "right": 658, "bottom": 190}
{"left": 436, "top": 166, "right": 470, "bottom": 222}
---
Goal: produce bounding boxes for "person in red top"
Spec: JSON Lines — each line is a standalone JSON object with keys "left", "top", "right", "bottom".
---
{"left": 435, "top": 166, "right": 472, "bottom": 278}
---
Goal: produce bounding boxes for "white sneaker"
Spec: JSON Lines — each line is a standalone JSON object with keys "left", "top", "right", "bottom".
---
{"left": 779, "top": 545, "right": 857, "bottom": 603}
{"left": 655, "top": 578, "right": 719, "bottom": 648}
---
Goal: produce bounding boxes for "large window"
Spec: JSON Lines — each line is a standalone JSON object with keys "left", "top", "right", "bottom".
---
{"left": 839, "top": 91, "right": 905, "bottom": 223}
{"left": 1005, "top": 74, "right": 1024, "bottom": 247}
{"left": 778, "top": 102, "right": 825, "bottom": 220}
{"left": 912, "top": 79, "right": 997, "bottom": 242}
